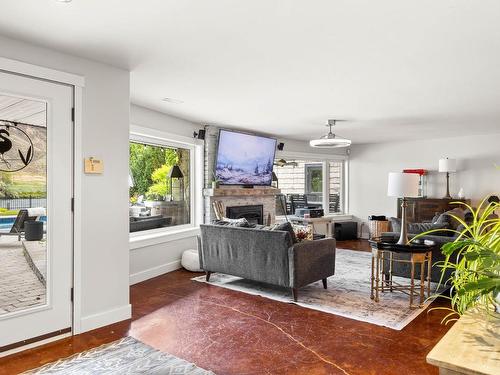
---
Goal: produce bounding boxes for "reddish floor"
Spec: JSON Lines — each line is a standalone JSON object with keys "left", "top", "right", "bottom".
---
{"left": 0, "top": 241, "right": 452, "bottom": 375}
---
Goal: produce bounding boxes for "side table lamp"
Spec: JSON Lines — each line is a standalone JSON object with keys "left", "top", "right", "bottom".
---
{"left": 387, "top": 172, "right": 420, "bottom": 244}
{"left": 438, "top": 157, "right": 457, "bottom": 199}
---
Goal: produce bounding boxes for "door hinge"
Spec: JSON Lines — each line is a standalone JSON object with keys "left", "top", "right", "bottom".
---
{"left": 71, "top": 197, "right": 74, "bottom": 212}
{"left": 71, "top": 107, "right": 75, "bottom": 122}
{"left": 70, "top": 287, "right": 74, "bottom": 302}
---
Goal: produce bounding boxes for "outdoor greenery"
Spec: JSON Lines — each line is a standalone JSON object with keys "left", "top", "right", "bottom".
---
{"left": 0, "top": 174, "right": 46, "bottom": 198}
{"left": 0, "top": 208, "right": 19, "bottom": 216}
{"left": 416, "top": 198, "right": 500, "bottom": 323}
{"left": 129, "top": 142, "right": 179, "bottom": 201}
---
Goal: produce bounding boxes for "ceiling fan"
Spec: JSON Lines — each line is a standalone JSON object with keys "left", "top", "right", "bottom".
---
{"left": 274, "top": 158, "right": 298, "bottom": 167}
{"left": 310, "top": 119, "right": 351, "bottom": 148}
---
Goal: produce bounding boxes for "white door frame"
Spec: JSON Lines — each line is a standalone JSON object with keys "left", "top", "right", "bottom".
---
{"left": 0, "top": 57, "right": 86, "bottom": 335}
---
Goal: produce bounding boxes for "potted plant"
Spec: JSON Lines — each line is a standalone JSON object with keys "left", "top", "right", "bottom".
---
{"left": 211, "top": 172, "right": 221, "bottom": 189}
{"left": 415, "top": 197, "right": 499, "bottom": 323}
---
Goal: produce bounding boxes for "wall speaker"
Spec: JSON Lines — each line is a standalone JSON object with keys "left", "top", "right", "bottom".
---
{"left": 277, "top": 142, "right": 285, "bottom": 151}
{"left": 193, "top": 129, "right": 206, "bottom": 140}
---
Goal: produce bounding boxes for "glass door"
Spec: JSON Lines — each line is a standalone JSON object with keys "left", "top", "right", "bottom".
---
{"left": 0, "top": 71, "right": 73, "bottom": 352}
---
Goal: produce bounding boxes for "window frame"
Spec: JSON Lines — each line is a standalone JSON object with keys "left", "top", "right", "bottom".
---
{"left": 276, "top": 150, "right": 349, "bottom": 215}
{"left": 129, "top": 125, "right": 203, "bottom": 241}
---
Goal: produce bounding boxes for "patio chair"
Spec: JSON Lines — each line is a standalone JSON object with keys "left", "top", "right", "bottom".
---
{"left": 329, "top": 194, "right": 340, "bottom": 213}
{"left": 289, "top": 194, "right": 308, "bottom": 214}
{"left": 1, "top": 209, "right": 37, "bottom": 241}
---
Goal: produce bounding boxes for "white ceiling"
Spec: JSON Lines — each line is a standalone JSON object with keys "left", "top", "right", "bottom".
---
{"left": 1, "top": 0, "right": 500, "bottom": 144}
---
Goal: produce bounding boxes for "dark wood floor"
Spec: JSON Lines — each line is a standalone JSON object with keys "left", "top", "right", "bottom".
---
{"left": 0, "top": 240, "right": 452, "bottom": 375}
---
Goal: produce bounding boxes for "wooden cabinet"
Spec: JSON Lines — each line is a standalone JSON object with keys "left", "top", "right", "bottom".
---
{"left": 397, "top": 198, "right": 470, "bottom": 223}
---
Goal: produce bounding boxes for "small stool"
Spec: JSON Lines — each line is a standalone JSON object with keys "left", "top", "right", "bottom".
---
{"left": 181, "top": 249, "right": 203, "bottom": 272}
{"left": 24, "top": 221, "right": 44, "bottom": 241}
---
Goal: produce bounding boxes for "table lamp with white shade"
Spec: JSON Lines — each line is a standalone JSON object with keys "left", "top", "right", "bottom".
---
{"left": 438, "top": 158, "right": 456, "bottom": 199}
{"left": 387, "top": 172, "right": 421, "bottom": 244}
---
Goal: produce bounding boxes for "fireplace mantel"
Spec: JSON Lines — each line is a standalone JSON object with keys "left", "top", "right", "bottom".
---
{"left": 203, "top": 187, "right": 280, "bottom": 197}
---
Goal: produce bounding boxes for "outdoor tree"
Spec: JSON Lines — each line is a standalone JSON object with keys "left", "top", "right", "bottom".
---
{"left": 129, "top": 143, "right": 178, "bottom": 200}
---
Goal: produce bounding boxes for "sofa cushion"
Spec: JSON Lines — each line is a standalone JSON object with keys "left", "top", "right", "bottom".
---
{"left": 433, "top": 208, "right": 465, "bottom": 230}
{"left": 272, "top": 221, "right": 298, "bottom": 244}
{"left": 388, "top": 217, "right": 401, "bottom": 232}
{"left": 388, "top": 217, "right": 450, "bottom": 235}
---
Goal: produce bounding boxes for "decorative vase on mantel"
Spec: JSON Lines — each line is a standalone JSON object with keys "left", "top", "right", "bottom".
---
{"left": 211, "top": 180, "right": 219, "bottom": 189}
{"left": 458, "top": 187, "right": 465, "bottom": 199}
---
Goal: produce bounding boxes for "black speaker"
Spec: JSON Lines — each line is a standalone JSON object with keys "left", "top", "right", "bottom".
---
{"left": 193, "top": 129, "right": 206, "bottom": 140}
{"left": 277, "top": 142, "right": 285, "bottom": 151}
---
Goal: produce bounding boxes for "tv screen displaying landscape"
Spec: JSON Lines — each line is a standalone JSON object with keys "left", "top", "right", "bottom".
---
{"left": 215, "top": 130, "right": 277, "bottom": 185}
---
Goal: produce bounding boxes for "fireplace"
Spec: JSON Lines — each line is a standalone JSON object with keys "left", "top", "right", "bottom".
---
{"left": 226, "top": 205, "right": 264, "bottom": 225}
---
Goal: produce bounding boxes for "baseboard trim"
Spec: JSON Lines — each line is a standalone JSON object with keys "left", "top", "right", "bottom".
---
{"left": 0, "top": 332, "right": 72, "bottom": 358}
{"left": 80, "top": 304, "right": 131, "bottom": 333}
{"left": 129, "top": 260, "right": 182, "bottom": 285}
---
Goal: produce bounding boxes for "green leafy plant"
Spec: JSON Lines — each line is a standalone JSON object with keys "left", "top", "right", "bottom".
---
{"left": 414, "top": 198, "right": 499, "bottom": 324}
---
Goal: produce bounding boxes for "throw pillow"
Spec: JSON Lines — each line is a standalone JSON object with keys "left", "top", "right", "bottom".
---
{"left": 292, "top": 224, "right": 313, "bottom": 242}
{"left": 441, "top": 208, "right": 465, "bottom": 230}
{"left": 272, "top": 221, "right": 298, "bottom": 243}
{"left": 388, "top": 217, "right": 401, "bottom": 232}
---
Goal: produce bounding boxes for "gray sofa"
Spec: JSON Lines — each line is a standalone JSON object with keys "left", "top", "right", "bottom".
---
{"left": 199, "top": 224, "right": 336, "bottom": 301}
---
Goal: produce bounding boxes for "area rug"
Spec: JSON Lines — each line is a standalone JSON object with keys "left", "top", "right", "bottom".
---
{"left": 193, "top": 248, "right": 441, "bottom": 330}
{"left": 22, "top": 337, "right": 214, "bottom": 374}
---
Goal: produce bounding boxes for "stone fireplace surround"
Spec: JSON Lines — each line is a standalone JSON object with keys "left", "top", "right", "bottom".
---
{"left": 203, "top": 125, "right": 280, "bottom": 224}
{"left": 203, "top": 186, "right": 279, "bottom": 224}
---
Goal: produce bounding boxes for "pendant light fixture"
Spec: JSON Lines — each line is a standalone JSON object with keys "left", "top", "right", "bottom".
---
{"left": 309, "top": 119, "right": 351, "bottom": 148}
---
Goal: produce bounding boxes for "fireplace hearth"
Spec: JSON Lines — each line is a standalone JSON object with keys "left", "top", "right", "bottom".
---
{"left": 226, "top": 205, "right": 264, "bottom": 225}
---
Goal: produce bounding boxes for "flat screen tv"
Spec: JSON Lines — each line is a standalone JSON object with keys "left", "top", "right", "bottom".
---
{"left": 215, "top": 129, "right": 277, "bottom": 186}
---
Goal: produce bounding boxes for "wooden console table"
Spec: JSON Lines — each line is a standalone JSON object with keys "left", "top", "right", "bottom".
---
{"left": 427, "top": 310, "right": 499, "bottom": 375}
{"left": 397, "top": 198, "right": 470, "bottom": 222}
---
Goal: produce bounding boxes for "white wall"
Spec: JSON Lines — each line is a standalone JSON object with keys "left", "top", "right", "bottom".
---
{"left": 350, "top": 133, "right": 500, "bottom": 238}
{"left": 129, "top": 104, "right": 200, "bottom": 284}
{"left": 0, "top": 35, "right": 131, "bottom": 332}
{"left": 131, "top": 104, "right": 200, "bottom": 138}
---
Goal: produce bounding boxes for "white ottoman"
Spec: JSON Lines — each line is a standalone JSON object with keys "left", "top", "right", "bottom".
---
{"left": 181, "top": 249, "right": 203, "bottom": 272}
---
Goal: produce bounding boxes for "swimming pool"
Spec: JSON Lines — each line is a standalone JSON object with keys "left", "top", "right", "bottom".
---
{"left": 0, "top": 216, "right": 47, "bottom": 231}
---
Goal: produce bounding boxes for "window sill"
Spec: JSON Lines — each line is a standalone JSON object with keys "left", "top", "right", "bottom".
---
{"left": 129, "top": 226, "right": 200, "bottom": 250}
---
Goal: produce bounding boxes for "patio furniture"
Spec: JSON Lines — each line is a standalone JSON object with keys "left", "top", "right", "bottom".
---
{"left": 289, "top": 194, "right": 308, "bottom": 214}
{"left": 129, "top": 215, "right": 172, "bottom": 232}
{"left": 1, "top": 209, "right": 38, "bottom": 241}
{"left": 25, "top": 221, "right": 44, "bottom": 241}
{"left": 329, "top": 193, "right": 340, "bottom": 213}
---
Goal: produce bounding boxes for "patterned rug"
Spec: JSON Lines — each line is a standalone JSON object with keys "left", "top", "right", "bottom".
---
{"left": 193, "top": 248, "right": 441, "bottom": 330}
{"left": 22, "top": 337, "right": 214, "bottom": 374}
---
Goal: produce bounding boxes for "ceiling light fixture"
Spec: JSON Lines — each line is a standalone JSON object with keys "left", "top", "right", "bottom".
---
{"left": 162, "top": 97, "right": 184, "bottom": 104}
{"left": 309, "top": 119, "right": 351, "bottom": 148}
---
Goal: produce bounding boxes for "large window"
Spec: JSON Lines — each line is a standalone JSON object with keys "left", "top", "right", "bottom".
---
{"left": 129, "top": 140, "right": 191, "bottom": 233}
{"left": 274, "top": 158, "right": 346, "bottom": 215}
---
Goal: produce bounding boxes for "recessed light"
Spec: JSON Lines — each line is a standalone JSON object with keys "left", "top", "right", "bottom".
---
{"left": 56, "top": 0, "right": 73, "bottom": 3}
{"left": 162, "top": 97, "right": 184, "bottom": 104}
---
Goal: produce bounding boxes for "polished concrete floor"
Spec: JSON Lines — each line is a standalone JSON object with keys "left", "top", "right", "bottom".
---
{"left": 0, "top": 240, "right": 452, "bottom": 375}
